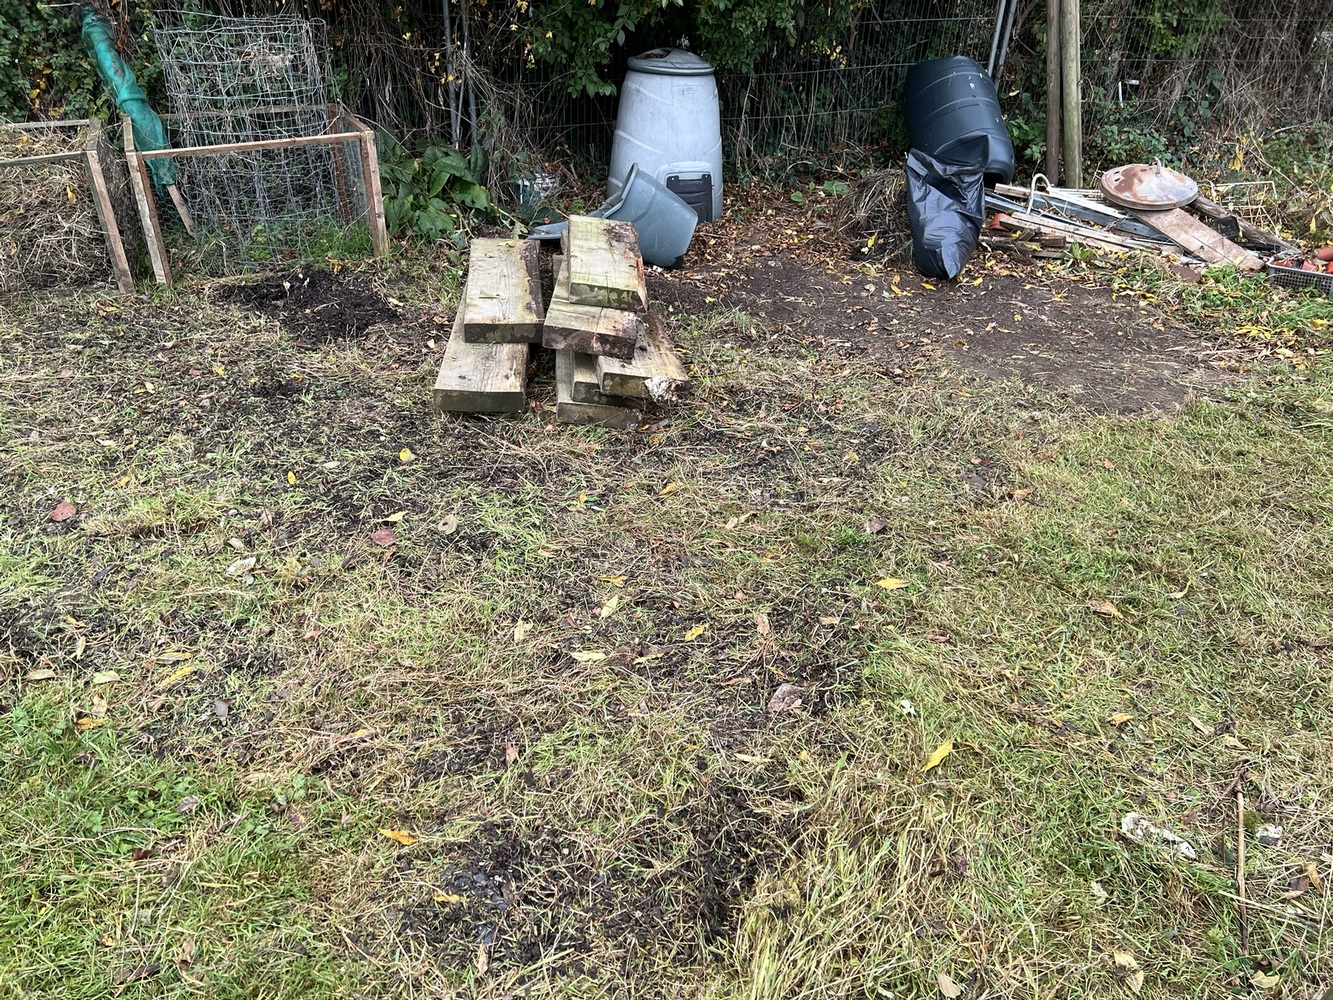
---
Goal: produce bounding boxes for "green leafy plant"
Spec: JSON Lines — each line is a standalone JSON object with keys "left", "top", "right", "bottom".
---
{"left": 378, "top": 132, "right": 494, "bottom": 243}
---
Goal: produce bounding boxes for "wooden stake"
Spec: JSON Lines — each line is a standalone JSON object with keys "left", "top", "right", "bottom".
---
{"left": 1045, "top": 0, "right": 1062, "bottom": 183}
{"left": 165, "top": 183, "right": 197, "bottom": 238}
{"left": 122, "top": 116, "right": 172, "bottom": 286}
{"left": 82, "top": 120, "right": 134, "bottom": 294}
{"left": 1059, "top": 0, "right": 1082, "bottom": 187}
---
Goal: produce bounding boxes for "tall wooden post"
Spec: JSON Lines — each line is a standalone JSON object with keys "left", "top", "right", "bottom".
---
{"left": 1060, "top": 0, "right": 1083, "bottom": 186}
{"left": 1045, "top": 0, "right": 1062, "bottom": 183}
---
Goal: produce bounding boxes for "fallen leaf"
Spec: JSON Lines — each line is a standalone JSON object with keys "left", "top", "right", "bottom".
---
{"left": 505, "top": 743, "right": 519, "bottom": 766}
{"left": 112, "top": 962, "right": 161, "bottom": 986}
{"left": 176, "top": 794, "right": 200, "bottom": 813}
{"left": 227, "top": 537, "right": 246, "bottom": 552}
{"left": 569, "top": 650, "right": 607, "bottom": 662}
{"left": 866, "top": 516, "right": 888, "bottom": 534}
{"left": 175, "top": 936, "right": 196, "bottom": 967}
{"left": 818, "top": 616, "right": 840, "bottom": 626}
{"left": 1187, "top": 715, "right": 1211, "bottom": 734}
{"left": 1009, "top": 487, "right": 1034, "bottom": 501}
{"left": 24, "top": 668, "right": 58, "bottom": 682}
{"left": 476, "top": 943, "right": 489, "bottom": 976}
{"left": 158, "top": 663, "right": 198, "bottom": 688}
{"left": 1112, "top": 951, "right": 1143, "bottom": 994}
{"left": 213, "top": 699, "right": 229, "bottom": 720}
{"left": 50, "top": 500, "right": 77, "bottom": 522}
{"left": 1108, "top": 711, "right": 1133, "bottom": 726}
{"left": 658, "top": 482, "right": 681, "bottom": 497}
{"left": 683, "top": 623, "right": 707, "bottom": 642}
{"left": 1306, "top": 861, "right": 1323, "bottom": 890}
{"left": 382, "top": 511, "right": 406, "bottom": 523}
{"left": 936, "top": 971, "right": 964, "bottom": 997}
{"left": 755, "top": 611, "right": 771, "bottom": 635}
{"left": 1102, "top": 459, "right": 1116, "bottom": 470}
{"left": 433, "top": 892, "right": 466, "bottom": 904}
{"left": 225, "top": 556, "right": 257, "bottom": 578}
{"left": 767, "top": 683, "right": 805, "bottom": 714}
{"left": 922, "top": 738, "right": 954, "bottom": 774}
{"left": 1221, "top": 734, "right": 1247, "bottom": 750}
{"left": 1087, "top": 599, "right": 1123, "bottom": 619}
{"left": 75, "top": 716, "right": 106, "bottom": 731}
{"left": 599, "top": 595, "right": 620, "bottom": 619}
{"left": 369, "top": 527, "right": 396, "bottom": 547}
{"left": 379, "top": 828, "right": 417, "bottom": 846}
{"left": 513, "top": 622, "right": 531, "bottom": 642}
{"left": 398, "top": 447, "right": 415, "bottom": 464}
{"left": 1284, "top": 873, "right": 1310, "bottom": 899}
{"left": 91, "top": 670, "right": 120, "bottom": 686}
{"left": 876, "top": 577, "right": 910, "bottom": 591}
{"left": 1250, "top": 970, "right": 1280, "bottom": 989}
{"left": 287, "top": 470, "right": 297, "bottom": 485}
{"left": 440, "top": 514, "right": 458, "bottom": 535}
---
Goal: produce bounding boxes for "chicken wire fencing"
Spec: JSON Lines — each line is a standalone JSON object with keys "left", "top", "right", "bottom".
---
{"left": 150, "top": 11, "right": 373, "bottom": 271}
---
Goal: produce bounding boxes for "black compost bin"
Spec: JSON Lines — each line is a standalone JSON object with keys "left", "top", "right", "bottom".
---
{"left": 902, "top": 55, "right": 1015, "bottom": 184}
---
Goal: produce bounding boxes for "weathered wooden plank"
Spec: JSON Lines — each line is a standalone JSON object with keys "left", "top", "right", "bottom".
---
{"left": 122, "top": 116, "right": 172, "bottom": 286}
{"left": 433, "top": 310, "right": 528, "bottom": 413}
{"left": 555, "top": 348, "right": 642, "bottom": 429}
{"left": 542, "top": 256, "right": 643, "bottom": 361}
{"left": 1129, "top": 207, "right": 1263, "bottom": 270}
{"left": 569, "top": 350, "right": 641, "bottom": 407}
{"left": 1192, "top": 194, "right": 1299, "bottom": 254}
{"left": 595, "top": 312, "right": 689, "bottom": 400}
{"left": 462, "top": 238, "right": 544, "bottom": 343}
{"left": 993, "top": 212, "right": 1149, "bottom": 256}
{"left": 562, "top": 214, "right": 648, "bottom": 310}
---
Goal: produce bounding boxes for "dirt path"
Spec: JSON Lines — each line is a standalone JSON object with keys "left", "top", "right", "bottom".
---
{"left": 650, "top": 210, "right": 1216, "bottom": 413}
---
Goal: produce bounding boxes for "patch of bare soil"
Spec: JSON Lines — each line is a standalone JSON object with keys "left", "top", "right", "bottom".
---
{"left": 214, "top": 268, "right": 397, "bottom": 343}
{"left": 652, "top": 203, "right": 1215, "bottom": 413}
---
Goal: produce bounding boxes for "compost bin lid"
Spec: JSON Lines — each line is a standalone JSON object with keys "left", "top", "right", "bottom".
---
{"left": 1099, "top": 161, "right": 1199, "bottom": 210}
{"left": 627, "top": 48, "right": 714, "bottom": 76}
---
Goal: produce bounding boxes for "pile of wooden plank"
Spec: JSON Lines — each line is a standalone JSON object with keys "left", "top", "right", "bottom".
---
{"left": 432, "top": 216, "right": 688, "bottom": 427}
{"left": 983, "top": 182, "right": 1298, "bottom": 273}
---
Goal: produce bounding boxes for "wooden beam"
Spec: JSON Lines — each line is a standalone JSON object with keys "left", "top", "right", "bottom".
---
{"left": 555, "top": 349, "right": 642, "bottom": 429}
{"left": 1059, "top": 0, "right": 1082, "bottom": 187}
{"left": 998, "top": 211, "right": 1153, "bottom": 253}
{"left": 543, "top": 256, "right": 643, "bottom": 361}
{"left": 357, "top": 128, "right": 389, "bottom": 256}
{"left": 1192, "top": 194, "right": 1299, "bottom": 254}
{"left": 83, "top": 141, "right": 135, "bottom": 293}
{"left": 136, "top": 130, "right": 363, "bottom": 159}
{"left": 595, "top": 312, "right": 689, "bottom": 399}
{"left": 1129, "top": 208, "right": 1264, "bottom": 270}
{"left": 433, "top": 311, "right": 529, "bottom": 413}
{"left": 462, "top": 238, "right": 544, "bottom": 343}
{"left": 562, "top": 215, "right": 648, "bottom": 310}
{"left": 569, "top": 350, "right": 640, "bottom": 407}
{"left": 122, "top": 116, "right": 172, "bottom": 286}
{"left": 1045, "top": 0, "right": 1062, "bottom": 183}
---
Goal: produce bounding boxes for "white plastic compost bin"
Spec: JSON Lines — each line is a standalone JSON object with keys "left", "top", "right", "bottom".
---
{"left": 607, "top": 48, "right": 722, "bottom": 223}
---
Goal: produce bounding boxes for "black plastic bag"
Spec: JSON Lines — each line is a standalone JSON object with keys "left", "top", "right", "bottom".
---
{"left": 905, "top": 145, "right": 986, "bottom": 279}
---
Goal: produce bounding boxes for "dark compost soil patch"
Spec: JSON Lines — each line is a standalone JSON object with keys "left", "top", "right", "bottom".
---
{"left": 215, "top": 268, "right": 397, "bottom": 343}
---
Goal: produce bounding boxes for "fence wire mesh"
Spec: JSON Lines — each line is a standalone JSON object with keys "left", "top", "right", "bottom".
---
{"left": 0, "top": 122, "right": 134, "bottom": 294}
{"left": 151, "top": 11, "right": 371, "bottom": 271}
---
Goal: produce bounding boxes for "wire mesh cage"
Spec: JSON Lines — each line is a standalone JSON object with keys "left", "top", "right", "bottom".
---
{"left": 0, "top": 119, "right": 136, "bottom": 295}
{"left": 137, "top": 11, "right": 386, "bottom": 278}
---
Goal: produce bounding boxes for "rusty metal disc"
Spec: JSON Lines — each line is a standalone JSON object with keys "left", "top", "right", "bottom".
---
{"left": 1098, "top": 161, "right": 1199, "bottom": 210}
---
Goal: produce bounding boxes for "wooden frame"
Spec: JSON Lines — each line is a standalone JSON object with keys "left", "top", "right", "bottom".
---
{"left": 121, "top": 102, "right": 389, "bottom": 285}
{"left": 0, "top": 119, "right": 136, "bottom": 294}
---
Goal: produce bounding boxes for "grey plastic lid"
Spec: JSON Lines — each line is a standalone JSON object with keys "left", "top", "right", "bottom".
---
{"left": 627, "top": 48, "right": 714, "bottom": 76}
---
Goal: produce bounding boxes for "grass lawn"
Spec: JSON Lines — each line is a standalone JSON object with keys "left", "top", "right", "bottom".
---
{"left": 1, "top": 248, "right": 1331, "bottom": 999}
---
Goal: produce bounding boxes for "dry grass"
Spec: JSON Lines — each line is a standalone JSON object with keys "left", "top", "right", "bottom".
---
{"left": 1, "top": 256, "right": 1332, "bottom": 998}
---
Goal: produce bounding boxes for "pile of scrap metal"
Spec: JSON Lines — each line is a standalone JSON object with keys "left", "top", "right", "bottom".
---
{"left": 984, "top": 160, "right": 1301, "bottom": 281}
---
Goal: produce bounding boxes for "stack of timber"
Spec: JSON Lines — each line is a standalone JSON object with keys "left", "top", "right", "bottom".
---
{"left": 433, "top": 216, "right": 688, "bottom": 427}
{"left": 983, "top": 182, "right": 1289, "bottom": 273}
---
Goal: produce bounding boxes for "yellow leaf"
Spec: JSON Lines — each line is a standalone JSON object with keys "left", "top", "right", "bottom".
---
{"left": 659, "top": 482, "right": 682, "bottom": 497}
{"left": 936, "top": 971, "right": 963, "bottom": 997}
{"left": 1126, "top": 969, "right": 1144, "bottom": 995}
{"left": 1250, "top": 971, "right": 1279, "bottom": 990}
{"left": 379, "top": 828, "right": 417, "bottom": 846}
{"left": 569, "top": 650, "right": 607, "bottom": 662}
{"left": 876, "top": 577, "right": 910, "bottom": 591}
{"left": 513, "top": 622, "right": 531, "bottom": 642}
{"left": 343, "top": 728, "right": 375, "bottom": 741}
{"left": 433, "top": 892, "right": 466, "bottom": 904}
{"left": 383, "top": 511, "right": 406, "bottom": 523}
{"left": 683, "top": 623, "right": 707, "bottom": 641}
{"left": 158, "top": 663, "right": 198, "bottom": 688}
{"left": 398, "top": 447, "right": 415, "bottom": 464}
{"left": 67, "top": 185, "right": 76, "bottom": 204}
{"left": 1087, "top": 599, "right": 1123, "bottom": 619}
{"left": 921, "top": 282, "right": 936, "bottom": 291}
{"left": 599, "top": 595, "right": 620, "bottom": 619}
{"left": 75, "top": 716, "right": 106, "bottom": 731}
{"left": 287, "top": 470, "right": 297, "bottom": 485}
{"left": 922, "top": 738, "right": 954, "bottom": 774}
{"left": 1305, "top": 861, "right": 1322, "bottom": 890}
{"left": 1108, "top": 712, "right": 1133, "bottom": 726}
{"left": 1221, "top": 734, "right": 1247, "bottom": 750}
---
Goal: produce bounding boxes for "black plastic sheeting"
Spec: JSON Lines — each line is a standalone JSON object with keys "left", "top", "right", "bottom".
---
{"left": 905, "top": 146, "right": 986, "bottom": 280}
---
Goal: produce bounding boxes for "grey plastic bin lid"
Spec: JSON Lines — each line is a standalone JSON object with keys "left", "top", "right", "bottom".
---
{"left": 627, "top": 47, "right": 714, "bottom": 76}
